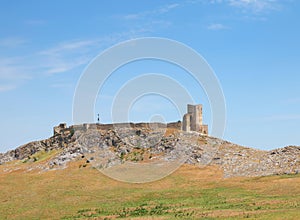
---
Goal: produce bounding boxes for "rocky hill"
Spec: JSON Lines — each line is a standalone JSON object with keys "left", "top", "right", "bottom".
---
{"left": 0, "top": 123, "right": 299, "bottom": 178}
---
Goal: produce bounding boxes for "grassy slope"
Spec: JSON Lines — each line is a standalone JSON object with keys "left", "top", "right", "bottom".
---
{"left": 0, "top": 159, "right": 299, "bottom": 220}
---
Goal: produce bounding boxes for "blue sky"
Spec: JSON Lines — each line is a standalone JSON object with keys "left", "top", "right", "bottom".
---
{"left": 0, "top": 0, "right": 299, "bottom": 152}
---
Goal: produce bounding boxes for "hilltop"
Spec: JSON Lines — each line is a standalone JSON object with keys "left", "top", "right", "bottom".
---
{"left": 0, "top": 122, "right": 300, "bottom": 219}
{"left": 0, "top": 122, "right": 299, "bottom": 178}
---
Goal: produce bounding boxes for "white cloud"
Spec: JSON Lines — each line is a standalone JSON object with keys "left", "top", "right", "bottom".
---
{"left": 38, "top": 39, "right": 100, "bottom": 74}
{"left": 0, "top": 29, "right": 149, "bottom": 92}
{"left": 0, "top": 57, "right": 32, "bottom": 80}
{"left": 38, "top": 30, "right": 147, "bottom": 75}
{"left": 50, "top": 82, "right": 74, "bottom": 88}
{"left": 0, "top": 57, "right": 34, "bottom": 92}
{"left": 39, "top": 40, "right": 98, "bottom": 56}
{"left": 0, "top": 85, "right": 16, "bottom": 92}
{"left": 45, "top": 57, "right": 91, "bottom": 75}
{"left": 122, "top": 3, "right": 180, "bottom": 20}
{"left": 158, "top": 3, "right": 180, "bottom": 13}
{"left": 0, "top": 37, "right": 26, "bottom": 48}
{"left": 228, "top": 0, "right": 280, "bottom": 13}
{"left": 207, "top": 23, "right": 229, "bottom": 30}
{"left": 0, "top": 39, "right": 97, "bottom": 91}
{"left": 201, "top": 0, "right": 281, "bottom": 13}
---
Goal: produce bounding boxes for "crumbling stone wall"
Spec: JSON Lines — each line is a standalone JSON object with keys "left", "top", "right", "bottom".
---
{"left": 53, "top": 121, "right": 182, "bottom": 137}
{"left": 53, "top": 123, "right": 67, "bottom": 136}
{"left": 182, "top": 104, "right": 208, "bottom": 135}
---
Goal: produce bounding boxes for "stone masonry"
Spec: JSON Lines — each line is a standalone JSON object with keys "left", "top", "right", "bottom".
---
{"left": 182, "top": 104, "right": 208, "bottom": 135}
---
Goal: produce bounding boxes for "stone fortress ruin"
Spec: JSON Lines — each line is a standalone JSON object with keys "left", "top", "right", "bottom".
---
{"left": 53, "top": 104, "right": 208, "bottom": 136}
{"left": 182, "top": 104, "right": 208, "bottom": 135}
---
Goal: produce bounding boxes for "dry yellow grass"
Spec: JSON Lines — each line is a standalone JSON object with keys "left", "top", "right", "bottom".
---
{"left": 0, "top": 158, "right": 299, "bottom": 219}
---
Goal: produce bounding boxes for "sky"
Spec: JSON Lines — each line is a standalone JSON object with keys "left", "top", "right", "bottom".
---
{"left": 0, "top": 0, "right": 299, "bottom": 152}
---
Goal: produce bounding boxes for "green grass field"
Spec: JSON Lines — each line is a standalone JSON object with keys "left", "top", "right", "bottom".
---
{"left": 0, "top": 159, "right": 299, "bottom": 219}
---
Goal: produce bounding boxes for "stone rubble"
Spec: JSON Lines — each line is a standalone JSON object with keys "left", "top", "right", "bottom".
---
{"left": 0, "top": 124, "right": 299, "bottom": 178}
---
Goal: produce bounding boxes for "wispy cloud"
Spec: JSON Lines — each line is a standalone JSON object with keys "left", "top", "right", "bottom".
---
{"left": 50, "top": 82, "right": 74, "bottom": 89}
{"left": 39, "top": 40, "right": 98, "bottom": 56}
{"left": 0, "top": 57, "right": 34, "bottom": 92}
{"left": 38, "top": 30, "right": 147, "bottom": 75}
{"left": 0, "top": 39, "right": 31, "bottom": 92}
{"left": 0, "top": 85, "right": 16, "bottom": 92}
{"left": 0, "top": 57, "right": 32, "bottom": 80}
{"left": 0, "top": 29, "right": 149, "bottom": 92}
{"left": 118, "top": 3, "right": 180, "bottom": 36}
{"left": 199, "top": 0, "right": 282, "bottom": 15}
{"left": 228, "top": 0, "right": 280, "bottom": 13}
{"left": 44, "top": 57, "right": 91, "bottom": 75}
{"left": 38, "top": 39, "right": 99, "bottom": 74}
{"left": 0, "top": 37, "right": 26, "bottom": 48}
{"left": 159, "top": 3, "right": 180, "bottom": 13}
{"left": 202, "top": 0, "right": 284, "bottom": 25}
{"left": 123, "top": 3, "right": 180, "bottom": 20}
{"left": 207, "top": 23, "right": 229, "bottom": 30}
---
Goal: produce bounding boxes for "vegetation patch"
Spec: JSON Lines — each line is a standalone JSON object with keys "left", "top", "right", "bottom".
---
{"left": 22, "top": 149, "right": 60, "bottom": 163}
{"left": 0, "top": 164, "right": 299, "bottom": 219}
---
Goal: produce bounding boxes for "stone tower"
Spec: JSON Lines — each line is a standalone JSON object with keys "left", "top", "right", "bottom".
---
{"left": 182, "top": 104, "right": 208, "bottom": 135}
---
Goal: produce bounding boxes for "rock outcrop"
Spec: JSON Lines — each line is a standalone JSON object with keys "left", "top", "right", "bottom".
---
{"left": 0, "top": 123, "right": 299, "bottom": 178}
